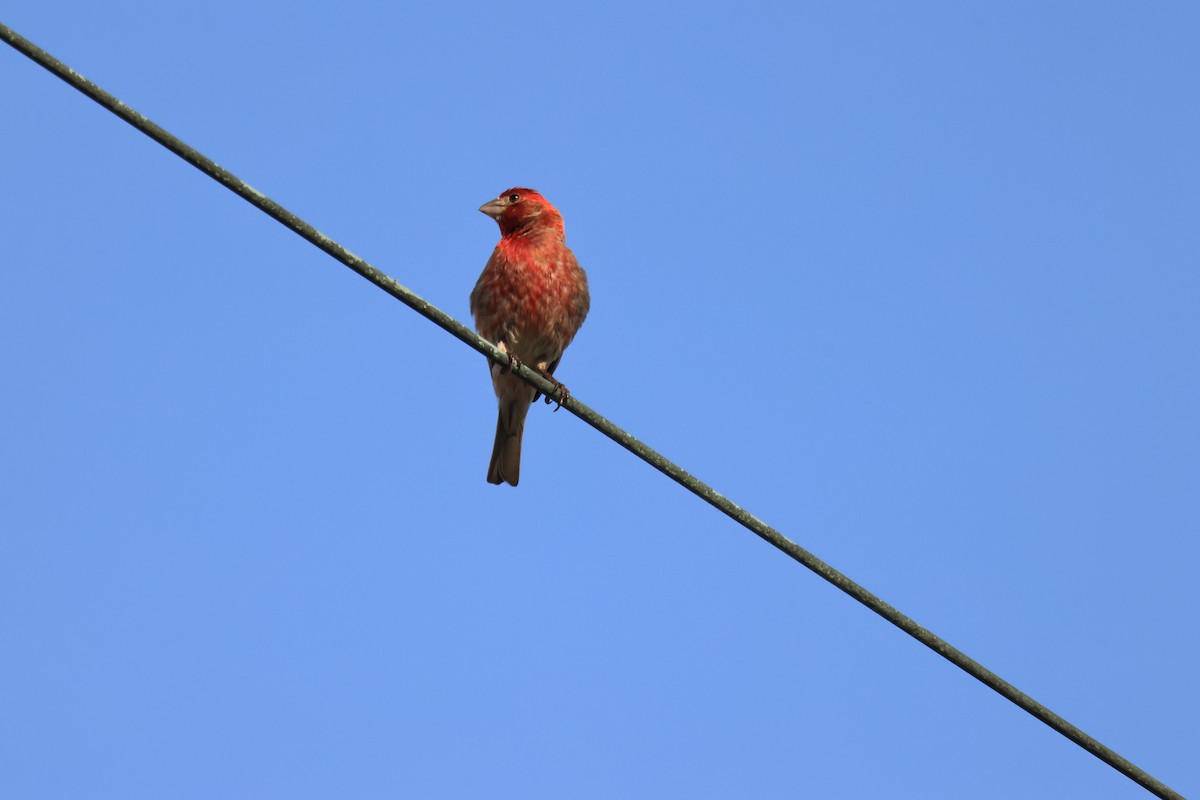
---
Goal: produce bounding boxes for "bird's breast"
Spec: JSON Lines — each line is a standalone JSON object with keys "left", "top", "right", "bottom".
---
{"left": 472, "top": 241, "right": 585, "bottom": 347}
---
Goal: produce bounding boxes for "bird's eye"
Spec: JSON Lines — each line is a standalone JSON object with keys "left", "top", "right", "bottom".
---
{"left": 508, "top": 193, "right": 520, "bottom": 203}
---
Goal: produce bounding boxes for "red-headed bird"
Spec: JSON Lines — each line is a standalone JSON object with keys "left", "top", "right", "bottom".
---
{"left": 470, "top": 188, "right": 590, "bottom": 486}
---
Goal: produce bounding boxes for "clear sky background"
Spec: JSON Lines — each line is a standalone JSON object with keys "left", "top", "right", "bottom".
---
{"left": 2, "top": 3, "right": 1196, "bottom": 798}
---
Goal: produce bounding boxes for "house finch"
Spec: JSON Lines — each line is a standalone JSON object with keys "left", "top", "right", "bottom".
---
{"left": 470, "top": 188, "right": 590, "bottom": 486}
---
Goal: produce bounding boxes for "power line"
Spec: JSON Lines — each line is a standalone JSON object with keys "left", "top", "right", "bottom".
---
{"left": 0, "top": 22, "right": 1183, "bottom": 800}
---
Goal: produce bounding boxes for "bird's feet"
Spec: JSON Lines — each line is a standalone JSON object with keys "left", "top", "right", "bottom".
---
{"left": 499, "top": 352, "right": 522, "bottom": 375}
{"left": 538, "top": 369, "right": 570, "bottom": 411}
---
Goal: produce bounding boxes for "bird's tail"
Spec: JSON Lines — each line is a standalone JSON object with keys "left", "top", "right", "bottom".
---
{"left": 487, "top": 388, "right": 533, "bottom": 486}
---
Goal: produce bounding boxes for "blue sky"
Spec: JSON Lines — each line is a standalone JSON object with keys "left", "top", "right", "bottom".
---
{"left": 2, "top": 3, "right": 1196, "bottom": 798}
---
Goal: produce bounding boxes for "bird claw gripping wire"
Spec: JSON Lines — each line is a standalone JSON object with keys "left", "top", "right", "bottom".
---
{"left": 499, "top": 352, "right": 521, "bottom": 375}
{"left": 539, "top": 371, "right": 570, "bottom": 411}
{"left": 497, "top": 352, "right": 568, "bottom": 410}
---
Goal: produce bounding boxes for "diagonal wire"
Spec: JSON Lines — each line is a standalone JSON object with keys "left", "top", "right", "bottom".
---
{"left": 0, "top": 22, "right": 1184, "bottom": 800}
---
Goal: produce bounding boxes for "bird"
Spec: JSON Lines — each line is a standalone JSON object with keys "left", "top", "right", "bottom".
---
{"left": 470, "top": 188, "right": 590, "bottom": 486}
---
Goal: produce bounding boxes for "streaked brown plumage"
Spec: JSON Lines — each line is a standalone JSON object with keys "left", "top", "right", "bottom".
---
{"left": 470, "top": 188, "right": 590, "bottom": 486}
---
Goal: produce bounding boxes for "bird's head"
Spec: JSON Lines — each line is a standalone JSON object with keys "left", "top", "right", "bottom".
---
{"left": 479, "top": 188, "right": 564, "bottom": 238}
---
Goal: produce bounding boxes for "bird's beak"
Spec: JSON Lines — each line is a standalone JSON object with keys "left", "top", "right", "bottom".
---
{"left": 479, "top": 199, "right": 507, "bottom": 220}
